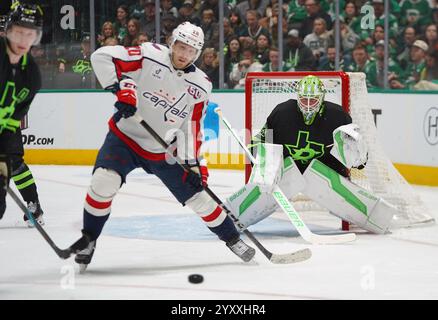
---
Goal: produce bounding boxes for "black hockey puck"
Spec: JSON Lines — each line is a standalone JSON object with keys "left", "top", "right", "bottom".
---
{"left": 188, "top": 274, "right": 203, "bottom": 284}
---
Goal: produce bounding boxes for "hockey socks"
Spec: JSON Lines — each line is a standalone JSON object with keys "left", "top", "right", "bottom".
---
{"left": 11, "top": 163, "right": 39, "bottom": 203}
{"left": 83, "top": 209, "right": 110, "bottom": 241}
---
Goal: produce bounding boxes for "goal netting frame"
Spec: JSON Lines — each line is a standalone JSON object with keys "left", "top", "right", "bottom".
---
{"left": 245, "top": 71, "right": 434, "bottom": 230}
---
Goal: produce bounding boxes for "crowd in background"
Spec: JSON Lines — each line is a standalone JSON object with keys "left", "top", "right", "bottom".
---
{"left": 8, "top": 0, "right": 438, "bottom": 90}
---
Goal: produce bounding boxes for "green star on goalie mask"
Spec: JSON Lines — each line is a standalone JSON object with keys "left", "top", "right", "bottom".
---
{"left": 296, "top": 75, "right": 325, "bottom": 125}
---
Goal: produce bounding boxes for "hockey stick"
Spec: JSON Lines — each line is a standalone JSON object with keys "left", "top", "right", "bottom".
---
{"left": 7, "top": 188, "right": 71, "bottom": 259}
{"left": 133, "top": 114, "right": 311, "bottom": 264}
{"left": 215, "top": 108, "right": 356, "bottom": 245}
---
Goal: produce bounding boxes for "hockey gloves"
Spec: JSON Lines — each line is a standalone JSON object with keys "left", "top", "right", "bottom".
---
{"left": 114, "top": 78, "right": 138, "bottom": 121}
{"left": 183, "top": 159, "right": 209, "bottom": 188}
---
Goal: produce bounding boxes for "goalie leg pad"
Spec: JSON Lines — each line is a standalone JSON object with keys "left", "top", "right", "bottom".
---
{"left": 226, "top": 156, "right": 306, "bottom": 230}
{"left": 249, "top": 143, "right": 284, "bottom": 193}
{"left": 226, "top": 184, "right": 278, "bottom": 230}
{"left": 302, "top": 159, "right": 396, "bottom": 234}
{"left": 84, "top": 167, "right": 122, "bottom": 217}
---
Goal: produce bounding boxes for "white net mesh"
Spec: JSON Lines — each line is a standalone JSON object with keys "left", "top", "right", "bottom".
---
{"left": 247, "top": 72, "right": 434, "bottom": 228}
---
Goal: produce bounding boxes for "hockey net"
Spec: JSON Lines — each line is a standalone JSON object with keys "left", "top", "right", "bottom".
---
{"left": 245, "top": 71, "right": 434, "bottom": 229}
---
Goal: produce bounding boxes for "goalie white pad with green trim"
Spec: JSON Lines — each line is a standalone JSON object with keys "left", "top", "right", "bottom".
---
{"left": 226, "top": 154, "right": 305, "bottom": 230}
{"left": 331, "top": 123, "right": 368, "bottom": 168}
{"left": 249, "top": 143, "right": 284, "bottom": 193}
{"left": 302, "top": 159, "right": 397, "bottom": 234}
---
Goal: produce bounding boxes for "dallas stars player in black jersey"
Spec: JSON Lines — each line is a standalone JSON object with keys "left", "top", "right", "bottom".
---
{"left": 256, "top": 75, "right": 353, "bottom": 177}
{"left": 0, "top": 3, "right": 44, "bottom": 227}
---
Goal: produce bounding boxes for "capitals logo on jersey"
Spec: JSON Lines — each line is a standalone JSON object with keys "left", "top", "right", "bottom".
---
{"left": 142, "top": 90, "right": 188, "bottom": 122}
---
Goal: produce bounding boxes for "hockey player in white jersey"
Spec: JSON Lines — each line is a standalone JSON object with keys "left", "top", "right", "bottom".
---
{"left": 67, "top": 22, "right": 255, "bottom": 270}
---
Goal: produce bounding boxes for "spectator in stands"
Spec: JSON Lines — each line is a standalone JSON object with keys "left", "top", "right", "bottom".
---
{"left": 391, "top": 40, "right": 428, "bottom": 89}
{"left": 239, "top": 10, "right": 270, "bottom": 45}
{"left": 198, "top": 0, "right": 231, "bottom": 23}
{"left": 299, "top": 0, "right": 333, "bottom": 39}
{"left": 159, "top": 13, "right": 177, "bottom": 45}
{"left": 235, "top": 0, "right": 270, "bottom": 24}
{"left": 200, "top": 8, "right": 219, "bottom": 50}
{"left": 177, "top": 0, "right": 201, "bottom": 26}
{"left": 255, "top": 33, "right": 271, "bottom": 64}
{"left": 56, "top": 36, "right": 93, "bottom": 89}
{"left": 199, "top": 48, "right": 220, "bottom": 88}
{"left": 283, "top": 28, "right": 317, "bottom": 70}
{"left": 327, "top": 16, "right": 359, "bottom": 59}
{"left": 123, "top": 18, "right": 141, "bottom": 46}
{"left": 229, "top": 46, "right": 263, "bottom": 89}
{"left": 367, "top": 40, "right": 403, "bottom": 89}
{"left": 318, "top": 45, "right": 346, "bottom": 71}
{"left": 287, "top": 0, "right": 307, "bottom": 30}
{"left": 224, "top": 36, "right": 242, "bottom": 88}
{"left": 414, "top": 49, "right": 438, "bottom": 89}
{"left": 341, "top": 1, "right": 360, "bottom": 30}
{"left": 423, "top": 23, "right": 438, "bottom": 49}
{"left": 223, "top": 17, "right": 237, "bottom": 45}
{"left": 259, "top": 3, "right": 288, "bottom": 47}
{"left": 262, "top": 47, "right": 290, "bottom": 71}
{"left": 400, "top": 0, "right": 432, "bottom": 32}
{"left": 397, "top": 26, "right": 417, "bottom": 70}
{"left": 134, "top": 32, "right": 149, "bottom": 45}
{"left": 369, "top": 0, "right": 399, "bottom": 36}
{"left": 130, "top": 0, "right": 145, "bottom": 20}
{"left": 303, "top": 17, "right": 330, "bottom": 61}
{"left": 98, "top": 21, "right": 117, "bottom": 47}
{"left": 114, "top": 5, "right": 129, "bottom": 44}
{"left": 161, "top": 0, "right": 178, "bottom": 18}
{"left": 229, "top": 8, "right": 246, "bottom": 37}
{"left": 347, "top": 45, "right": 372, "bottom": 74}
{"left": 140, "top": 0, "right": 156, "bottom": 41}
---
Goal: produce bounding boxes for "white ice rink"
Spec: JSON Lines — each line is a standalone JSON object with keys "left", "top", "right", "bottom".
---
{"left": 1, "top": 165, "right": 437, "bottom": 300}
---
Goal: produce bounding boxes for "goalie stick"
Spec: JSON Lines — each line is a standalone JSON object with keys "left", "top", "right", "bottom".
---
{"left": 133, "top": 113, "right": 311, "bottom": 264}
{"left": 215, "top": 108, "right": 356, "bottom": 245}
{"left": 7, "top": 188, "right": 71, "bottom": 259}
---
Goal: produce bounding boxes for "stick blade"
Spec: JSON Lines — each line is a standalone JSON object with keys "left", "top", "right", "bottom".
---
{"left": 269, "top": 248, "right": 312, "bottom": 264}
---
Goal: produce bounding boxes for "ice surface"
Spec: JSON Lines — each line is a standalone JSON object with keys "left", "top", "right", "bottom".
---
{"left": 1, "top": 165, "right": 437, "bottom": 300}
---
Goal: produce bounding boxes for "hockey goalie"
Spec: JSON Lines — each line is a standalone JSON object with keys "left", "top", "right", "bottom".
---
{"left": 226, "top": 75, "right": 398, "bottom": 235}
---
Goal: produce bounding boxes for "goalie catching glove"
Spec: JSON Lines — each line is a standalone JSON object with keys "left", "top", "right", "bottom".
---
{"left": 114, "top": 78, "right": 138, "bottom": 120}
{"left": 331, "top": 123, "right": 368, "bottom": 169}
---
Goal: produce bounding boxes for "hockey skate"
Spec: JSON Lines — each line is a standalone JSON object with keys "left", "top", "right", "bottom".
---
{"left": 75, "top": 240, "right": 96, "bottom": 273}
{"left": 69, "top": 230, "right": 95, "bottom": 273}
{"left": 226, "top": 237, "right": 255, "bottom": 262}
{"left": 24, "top": 201, "right": 44, "bottom": 227}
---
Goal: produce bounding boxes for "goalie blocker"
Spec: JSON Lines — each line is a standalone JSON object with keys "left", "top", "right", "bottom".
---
{"left": 227, "top": 143, "right": 396, "bottom": 234}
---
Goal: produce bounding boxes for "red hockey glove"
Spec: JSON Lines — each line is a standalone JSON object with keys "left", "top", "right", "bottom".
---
{"left": 115, "top": 78, "right": 137, "bottom": 119}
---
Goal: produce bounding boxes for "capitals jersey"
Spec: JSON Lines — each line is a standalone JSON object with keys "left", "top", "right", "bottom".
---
{"left": 90, "top": 42, "right": 212, "bottom": 163}
{"left": 257, "top": 99, "right": 352, "bottom": 177}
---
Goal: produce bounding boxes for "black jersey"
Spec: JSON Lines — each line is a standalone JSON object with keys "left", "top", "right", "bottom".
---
{"left": 257, "top": 99, "right": 352, "bottom": 177}
{"left": 0, "top": 37, "right": 41, "bottom": 133}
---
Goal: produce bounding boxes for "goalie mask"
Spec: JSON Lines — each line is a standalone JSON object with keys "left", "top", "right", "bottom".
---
{"left": 169, "top": 22, "right": 204, "bottom": 68}
{"left": 6, "top": 2, "right": 44, "bottom": 46}
{"left": 296, "top": 75, "right": 325, "bottom": 125}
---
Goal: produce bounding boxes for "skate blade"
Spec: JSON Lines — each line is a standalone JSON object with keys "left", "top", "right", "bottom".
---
{"left": 78, "top": 264, "right": 88, "bottom": 274}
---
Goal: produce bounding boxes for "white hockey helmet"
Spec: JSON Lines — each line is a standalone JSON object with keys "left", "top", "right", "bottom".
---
{"left": 169, "top": 22, "right": 204, "bottom": 64}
